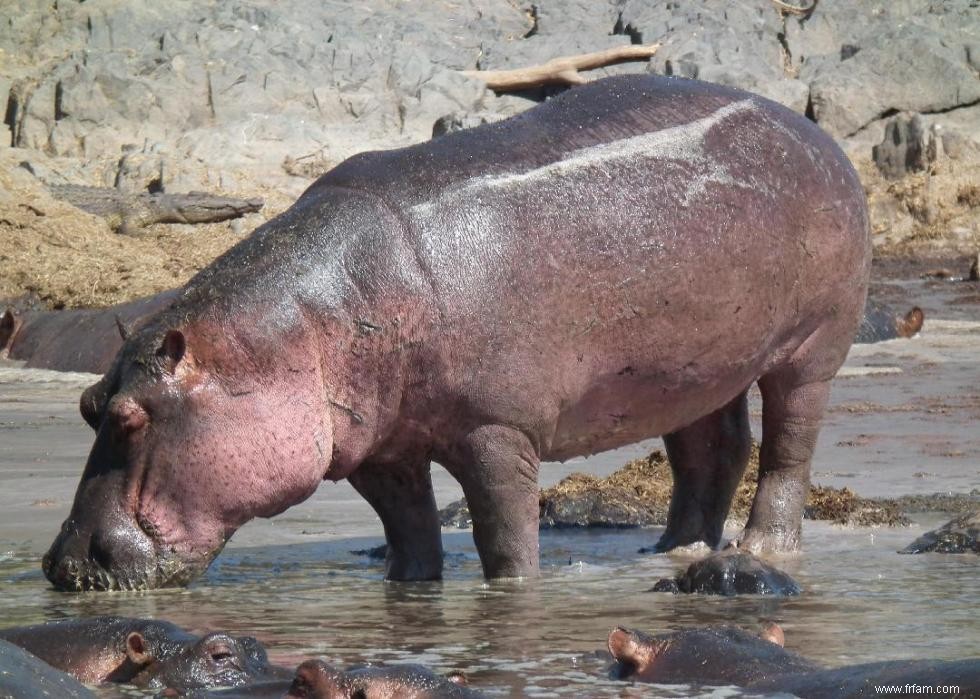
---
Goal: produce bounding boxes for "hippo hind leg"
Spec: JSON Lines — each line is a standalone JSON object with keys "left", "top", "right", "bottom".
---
{"left": 348, "top": 459, "right": 443, "bottom": 581}
{"left": 731, "top": 372, "right": 832, "bottom": 553}
{"left": 651, "top": 391, "right": 751, "bottom": 553}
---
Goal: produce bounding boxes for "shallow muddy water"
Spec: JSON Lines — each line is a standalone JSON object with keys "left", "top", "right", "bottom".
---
{"left": 1, "top": 273, "right": 978, "bottom": 697}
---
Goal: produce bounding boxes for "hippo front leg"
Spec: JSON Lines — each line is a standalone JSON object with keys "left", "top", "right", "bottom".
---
{"left": 653, "top": 391, "right": 751, "bottom": 552}
{"left": 732, "top": 376, "right": 831, "bottom": 553}
{"left": 445, "top": 425, "right": 541, "bottom": 578}
{"left": 348, "top": 459, "right": 443, "bottom": 581}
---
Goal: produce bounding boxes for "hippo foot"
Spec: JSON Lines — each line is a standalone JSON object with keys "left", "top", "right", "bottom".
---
{"left": 728, "top": 526, "right": 801, "bottom": 554}
{"left": 650, "top": 550, "right": 801, "bottom": 596}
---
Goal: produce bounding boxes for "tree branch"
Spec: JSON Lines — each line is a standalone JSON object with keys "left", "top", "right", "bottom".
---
{"left": 461, "top": 44, "right": 661, "bottom": 92}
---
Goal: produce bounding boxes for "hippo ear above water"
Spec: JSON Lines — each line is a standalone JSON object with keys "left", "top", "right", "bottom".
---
{"left": 125, "top": 632, "right": 153, "bottom": 667}
{"left": 158, "top": 329, "right": 186, "bottom": 373}
{"left": 607, "top": 627, "right": 656, "bottom": 676}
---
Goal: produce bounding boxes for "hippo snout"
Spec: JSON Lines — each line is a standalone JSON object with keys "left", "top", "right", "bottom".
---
{"left": 43, "top": 516, "right": 159, "bottom": 591}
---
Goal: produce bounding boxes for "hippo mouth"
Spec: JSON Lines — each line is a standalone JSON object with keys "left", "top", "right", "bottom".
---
{"left": 41, "top": 547, "right": 198, "bottom": 592}
{"left": 41, "top": 516, "right": 217, "bottom": 591}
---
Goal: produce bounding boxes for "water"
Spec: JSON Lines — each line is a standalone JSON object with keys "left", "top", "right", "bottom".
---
{"left": 1, "top": 274, "right": 978, "bottom": 696}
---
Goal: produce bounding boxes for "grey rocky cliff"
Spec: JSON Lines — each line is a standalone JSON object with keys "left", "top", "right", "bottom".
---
{"left": 1, "top": 0, "right": 978, "bottom": 240}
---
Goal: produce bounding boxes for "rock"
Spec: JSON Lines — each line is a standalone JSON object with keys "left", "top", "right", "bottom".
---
{"left": 900, "top": 511, "right": 980, "bottom": 554}
{"left": 873, "top": 113, "right": 932, "bottom": 179}
{"left": 650, "top": 550, "right": 801, "bottom": 596}
{"left": 808, "top": 24, "right": 980, "bottom": 138}
{"left": 439, "top": 498, "right": 473, "bottom": 529}
{"left": 432, "top": 111, "right": 505, "bottom": 138}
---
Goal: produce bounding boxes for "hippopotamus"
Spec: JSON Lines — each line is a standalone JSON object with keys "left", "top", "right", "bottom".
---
{"left": 0, "top": 638, "right": 95, "bottom": 699}
{"left": 0, "top": 289, "right": 178, "bottom": 373}
{"left": 853, "top": 299, "right": 923, "bottom": 344}
{"left": 44, "top": 73, "right": 870, "bottom": 590}
{"left": 608, "top": 625, "right": 819, "bottom": 685}
{"left": 608, "top": 626, "right": 980, "bottom": 697}
{"left": 900, "top": 511, "right": 980, "bottom": 554}
{"left": 285, "top": 660, "right": 481, "bottom": 698}
{"left": 0, "top": 616, "right": 284, "bottom": 690}
{"left": 650, "top": 549, "right": 801, "bottom": 595}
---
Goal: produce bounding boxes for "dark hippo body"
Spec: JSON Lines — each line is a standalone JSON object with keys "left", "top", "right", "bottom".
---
{"left": 651, "top": 549, "right": 801, "bottom": 596}
{"left": 286, "top": 660, "right": 482, "bottom": 699}
{"left": 608, "top": 626, "right": 819, "bottom": 686}
{"left": 609, "top": 626, "right": 980, "bottom": 696}
{"left": 0, "top": 290, "right": 178, "bottom": 373}
{"left": 853, "top": 299, "right": 923, "bottom": 344}
{"left": 44, "top": 74, "right": 870, "bottom": 590}
{"left": 0, "top": 616, "right": 283, "bottom": 690}
{"left": 900, "top": 511, "right": 980, "bottom": 554}
{"left": 750, "top": 659, "right": 980, "bottom": 698}
{"left": 0, "top": 638, "right": 95, "bottom": 699}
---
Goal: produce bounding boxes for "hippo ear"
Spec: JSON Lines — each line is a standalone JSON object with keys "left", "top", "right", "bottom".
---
{"left": 446, "top": 671, "right": 469, "bottom": 685}
{"left": 114, "top": 313, "right": 132, "bottom": 342}
{"left": 125, "top": 632, "right": 153, "bottom": 667}
{"left": 760, "top": 622, "right": 785, "bottom": 647}
{"left": 158, "top": 329, "right": 186, "bottom": 373}
{"left": 607, "top": 627, "right": 655, "bottom": 675}
{"left": 0, "top": 309, "right": 17, "bottom": 350}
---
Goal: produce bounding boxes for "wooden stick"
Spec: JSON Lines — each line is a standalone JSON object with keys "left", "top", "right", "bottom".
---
{"left": 770, "top": 0, "right": 818, "bottom": 16}
{"left": 461, "top": 44, "right": 661, "bottom": 92}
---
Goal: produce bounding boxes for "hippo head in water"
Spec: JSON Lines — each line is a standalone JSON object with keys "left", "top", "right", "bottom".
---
{"left": 128, "top": 630, "right": 278, "bottom": 691}
{"left": 286, "top": 660, "right": 477, "bottom": 699}
{"left": 43, "top": 310, "right": 334, "bottom": 591}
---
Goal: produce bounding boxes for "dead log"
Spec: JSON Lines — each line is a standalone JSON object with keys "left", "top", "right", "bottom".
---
{"left": 47, "top": 184, "right": 264, "bottom": 234}
{"left": 461, "top": 44, "right": 660, "bottom": 92}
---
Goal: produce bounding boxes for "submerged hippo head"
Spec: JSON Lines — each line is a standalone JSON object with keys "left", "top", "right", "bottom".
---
{"left": 43, "top": 317, "right": 333, "bottom": 591}
{"left": 607, "top": 624, "right": 817, "bottom": 686}
{"left": 286, "top": 660, "right": 476, "bottom": 699}
{"left": 128, "top": 630, "right": 277, "bottom": 691}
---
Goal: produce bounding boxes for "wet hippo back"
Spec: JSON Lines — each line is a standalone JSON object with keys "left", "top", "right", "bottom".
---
{"left": 312, "top": 73, "right": 870, "bottom": 459}
{"left": 0, "top": 638, "right": 95, "bottom": 699}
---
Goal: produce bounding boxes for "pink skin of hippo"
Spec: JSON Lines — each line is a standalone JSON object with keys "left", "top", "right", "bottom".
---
{"left": 0, "top": 289, "right": 178, "bottom": 373}
{"left": 43, "top": 73, "right": 870, "bottom": 590}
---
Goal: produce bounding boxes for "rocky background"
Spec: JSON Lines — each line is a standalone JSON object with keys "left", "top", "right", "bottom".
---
{"left": 1, "top": 0, "right": 978, "bottom": 307}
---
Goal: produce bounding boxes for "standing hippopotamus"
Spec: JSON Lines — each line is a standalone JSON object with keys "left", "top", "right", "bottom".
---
{"left": 0, "top": 289, "right": 178, "bottom": 373}
{"left": 609, "top": 625, "right": 980, "bottom": 697}
{"left": 0, "top": 616, "right": 283, "bottom": 690}
{"left": 43, "top": 73, "right": 870, "bottom": 590}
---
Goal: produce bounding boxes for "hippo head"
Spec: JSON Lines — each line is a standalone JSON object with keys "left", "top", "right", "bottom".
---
{"left": 128, "top": 630, "right": 277, "bottom": 691}
{"left": 286, "top": 660, "right": 472, "bottom": 699}
{"left": 43, "top": 319, "right": 333, "bottom": 590}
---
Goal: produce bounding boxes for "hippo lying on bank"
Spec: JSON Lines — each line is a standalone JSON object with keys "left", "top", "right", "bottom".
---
{"left": 0, "top": 638, "right": 95, "bottom": 699}
{"left": 609, "top": 626, "right": 980, "bottom": 697}
{"left": 0, "top": 616, "right": 284, "bottom": 691}
{"left": 44, "top": 73, "right": 870, "bottom": 591}
{"left": 0, "top": 290, "right": 177, "bottom": 373}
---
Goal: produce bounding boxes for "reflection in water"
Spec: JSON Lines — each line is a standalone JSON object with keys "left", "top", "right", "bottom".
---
{"left": 2, "top": 523, "right": 978, "bottom": 697}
